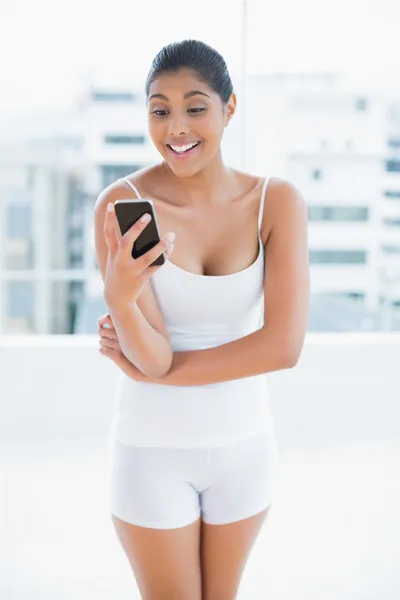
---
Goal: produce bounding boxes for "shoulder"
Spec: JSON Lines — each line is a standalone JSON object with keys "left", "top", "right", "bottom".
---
{"left": 257, "top": 177, "right": 307, "bottom": 244}
{"left": 266, "top": 177, "right": 306, "bottom": 209}
{"left": 265, "top": 176, "right": 307, "bottom": 222}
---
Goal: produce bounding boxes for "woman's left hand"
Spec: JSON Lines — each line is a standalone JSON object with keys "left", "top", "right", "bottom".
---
{"left": 97, "top": 313, "right": 146, "bottom": 381}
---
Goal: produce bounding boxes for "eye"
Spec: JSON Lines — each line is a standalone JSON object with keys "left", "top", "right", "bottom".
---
{"left": 188, "top": 107, "right": 206, "bottom": 114}
{"left": 151, "top": 109, "right": 169, "bottom": 117}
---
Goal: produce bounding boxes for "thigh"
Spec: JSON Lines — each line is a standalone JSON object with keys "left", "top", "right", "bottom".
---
{"left": 200, "top": 433, "right": 279, "bottom": 598}
{"left": 109, "top": 442, "right": 204, "bottom": 599}
{"left": 112, "top": 515, "right": 202, "bottom": 600}
{"left": 200, "top": 509, "right": 269, "bottom": 600}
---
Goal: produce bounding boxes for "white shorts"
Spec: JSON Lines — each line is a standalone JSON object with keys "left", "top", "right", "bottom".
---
{"left": 108, "top": 432, "right": 280, "bottom": 530}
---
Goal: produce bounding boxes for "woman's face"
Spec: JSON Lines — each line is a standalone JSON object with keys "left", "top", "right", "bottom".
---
{"left": 147, "top": 68, "right": 236, "bottom": 178}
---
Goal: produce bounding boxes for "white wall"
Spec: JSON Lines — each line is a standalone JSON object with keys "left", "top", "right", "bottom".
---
{"left": 1, "top": 334, "right": 399, "bottom": 450}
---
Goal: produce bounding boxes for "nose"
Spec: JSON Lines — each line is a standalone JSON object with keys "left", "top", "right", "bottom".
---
{"left": 168, "top": 112, "right": 190, "bottom": 137}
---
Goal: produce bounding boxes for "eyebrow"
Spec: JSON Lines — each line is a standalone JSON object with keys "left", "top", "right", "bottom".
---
{"left": 148, "top": 90, "right": 211, "bottom": 102}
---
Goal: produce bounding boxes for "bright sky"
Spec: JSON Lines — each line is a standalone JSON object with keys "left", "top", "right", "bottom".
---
{"left": 1, "top": 0, "right": 399, "bottom": 112}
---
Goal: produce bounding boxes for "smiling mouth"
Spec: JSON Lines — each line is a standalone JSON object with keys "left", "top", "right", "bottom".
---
{"left": 167, "top": 141, "right": 201, "bottom": 156}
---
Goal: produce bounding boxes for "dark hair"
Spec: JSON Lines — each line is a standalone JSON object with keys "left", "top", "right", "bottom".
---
{"left": 145, "top": 39, "right": 233, "bottom": 104}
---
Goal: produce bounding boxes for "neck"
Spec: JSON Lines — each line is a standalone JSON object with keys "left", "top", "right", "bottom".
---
{"left": 162, "top": 151, "right": 234, "bottom": 206}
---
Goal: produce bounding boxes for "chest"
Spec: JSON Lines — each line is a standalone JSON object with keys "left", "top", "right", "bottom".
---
{"left": 153, "top": 198, "right": 262, "bottom": 277}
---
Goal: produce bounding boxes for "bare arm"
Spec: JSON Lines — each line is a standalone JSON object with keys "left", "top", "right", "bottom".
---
{"left": 94, "top": 183, "right": 173, "bottom": 378}
{"left": 105, "top": 179, "right": 310, "bottom": 386}
{"left": 104, "top": 300, "right": 172, "bottom": 379}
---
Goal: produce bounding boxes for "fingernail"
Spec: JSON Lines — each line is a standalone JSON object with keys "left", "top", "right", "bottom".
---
{"left": 140, "top": 213, "right": 151, "bottom": 223}
{"left": 165, "top": 232, "right": 175, "bottom": 243}
{"left": 107, "top": 203, "right": 114, "bottom": 213}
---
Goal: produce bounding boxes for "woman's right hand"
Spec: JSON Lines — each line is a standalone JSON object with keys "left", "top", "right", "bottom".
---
{"left": 103, "top": 202, "right": 175, "bottom": 308}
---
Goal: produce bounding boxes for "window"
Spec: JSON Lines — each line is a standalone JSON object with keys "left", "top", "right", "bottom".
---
{"left": 386, "top": 159, "right": 400, "bottom": 173}
{"left": 8, "top": 281, "right": 34, "bottom": 318}
{"left": 100, "top": 165, "right": 141, "bottom": 188}
{"left": 50, "top": 281, "right": 85, "bottom": 333}
{"left": 69, "top": 255, "right": 83, "bottom": 268}
{"left": 388, "top": 138, "right": 400, "bottom": 149}
{"left": 6, "top": 204, "right": 34, "bottom": 269}
{"left": 7, "top": 203, "right": 32, "bottom": 238}
{"left": 6, "top": 282, "right": 35, "bottom": 333}
{"left": 311, "top": 169, "right": 323, "bottom": 180}
{"left": 381, "top": 245, "right": 400, "bottom": 255}
{"left": 4, "top": 281, "right": 35, "bottom": 334}
{"left": 332, "top": 291, "right": 365, "bottom": 302}
{"left": 355, "top": 97, "right": 368, "bottom": 111}
{"left": 104, "top": 135, "right": 146, "bottom": 145}
{"left": 383, "top": 218, "right": 400, "bottom": 227}
{"left": 310, "top": 250, "right": 367, "bottom": 265}
{"left": 348, "top": 292, "right": 365, "bottom": 301}
{"left": 384, "top": 190, "right": 400, "bottom": 199}
{"left": 308, "top": 206, "right": 369, "bottom": 222}
{"left": 91, "top": 91, "right": 136, "bottom": 102}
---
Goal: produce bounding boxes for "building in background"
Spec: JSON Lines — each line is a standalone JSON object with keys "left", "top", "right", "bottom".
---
{"left": 0, "top": 74, "right": 399, "bottom": 334}
{"left": 0, "top": 86, "right": 157, "bottom": 334}
{"left": 381, "top": 100, "right": 400, "bottom": 321}
{"left": 0, "top": 139, "right": 85, "bottom": 333}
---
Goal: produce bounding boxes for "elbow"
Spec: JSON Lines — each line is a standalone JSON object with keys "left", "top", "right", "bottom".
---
{"left": 142, "top": 354, "right": 173, "bottom": 379}
{"left": 143, "top": 364, "right": 170, "bottom": 379}
{"left": 285, "top": 354, "right": 299, "bottom": 369}
{"left": 284, "top": 346, "right": 303, "bottom": 369}
{"left": 281, "top": 342, "right": 302, "bottom": 369}
{"left": 264, "top": 326, "right": 305, "bottom": 372}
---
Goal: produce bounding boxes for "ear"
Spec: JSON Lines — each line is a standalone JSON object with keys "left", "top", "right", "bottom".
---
{"left": 225, "top": 93, "right": 237, "bottom": 127}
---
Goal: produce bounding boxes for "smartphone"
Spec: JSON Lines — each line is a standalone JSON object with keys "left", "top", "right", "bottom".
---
{"left": 114, "top": 199, "right": 165, "bottom": 266}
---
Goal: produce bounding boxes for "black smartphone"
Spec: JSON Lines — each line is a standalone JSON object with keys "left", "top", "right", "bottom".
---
{"left": 114, "top": 199, "right": 165, "bottom": 267}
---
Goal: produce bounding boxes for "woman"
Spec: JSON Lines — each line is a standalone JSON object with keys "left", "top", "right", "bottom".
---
{"left": 94, "top": 39, "right": 309, "bottom": 600}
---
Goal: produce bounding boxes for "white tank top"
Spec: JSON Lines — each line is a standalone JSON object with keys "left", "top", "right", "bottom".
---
{"left": 109, "top": 176, "right": 275, "bottom": 447}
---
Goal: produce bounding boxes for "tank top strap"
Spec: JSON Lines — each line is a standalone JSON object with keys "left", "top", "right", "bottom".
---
{"left": 258, "top": 177, "right": 270, "bottom": 234}
{"left": 119, "top": 177, "right": 141, "bottom": 199}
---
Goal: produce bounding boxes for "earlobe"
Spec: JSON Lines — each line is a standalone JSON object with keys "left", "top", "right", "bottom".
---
{"left": 225, "top": 107, "right": 235, "bottom": 127}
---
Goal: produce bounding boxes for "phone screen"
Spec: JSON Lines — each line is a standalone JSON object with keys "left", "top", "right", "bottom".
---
{"left": 114, "top": 199, "right": 165, "bottom": 266}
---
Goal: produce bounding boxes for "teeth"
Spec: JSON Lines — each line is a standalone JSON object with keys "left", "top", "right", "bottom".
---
{"left": 170, "top": 142, "right": 198, "bottom": 153}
